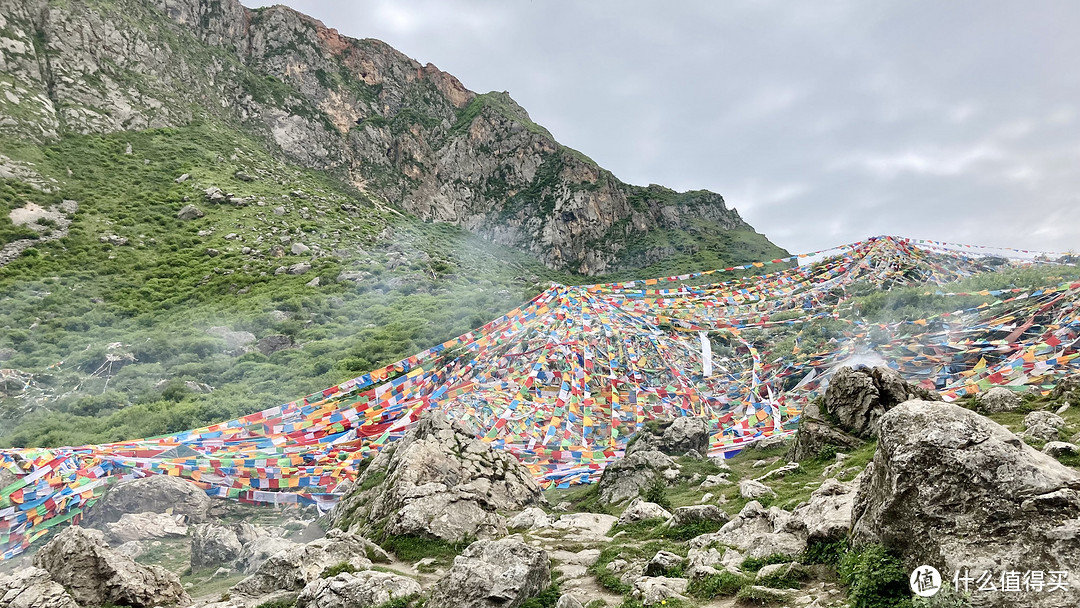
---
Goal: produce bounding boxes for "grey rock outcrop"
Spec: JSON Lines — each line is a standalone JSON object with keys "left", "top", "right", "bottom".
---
{"left": 507, "top": 507, "right": 552, "bottom": 530}
{"left": 596, "top": 449, "right": 679, "bottom": 505}
{"left": 33, "top": 526, "right": 190, "bottom": 608}
{"left": 0, "top": 566, "right": 79, "bottom": 608}
{"left": 824, "top": 365, "right": 940, "bottom": 438}
{"left": 851, "top": 400, "right": 1080, "bottom": 607}
{"left": 331, "top": 410, "right": 541, "bottom": 543}
{"left": 296, "top": 570, "right": 421, "bottom": 608}
{"left": 787, "top": 399, "right": 865, "bottom": 462}
{"left": 626, "top": 417, "right": 710, "bottom": 457}
{"left": 104, "top": 512, "right": 188, "bottom": 545}
{"left": 83, "top": 474, "right": 210, "bottom": 526}
{"left": 427, "top": 537, "right": 551, "bottom": 608}
{"left": 231, "top": 530, "right": 377, "bottom": 596}
{"left": 236, "top": 535, "right": 299, "bottom": 574}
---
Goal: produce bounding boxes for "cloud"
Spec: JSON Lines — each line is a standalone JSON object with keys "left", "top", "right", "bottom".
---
{"left": 242, "top": 0, "right": 1080, "bottom": 256}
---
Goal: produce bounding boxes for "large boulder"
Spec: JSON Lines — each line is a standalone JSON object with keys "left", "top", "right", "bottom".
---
{"left": 669, "top": 505, "right": 729, "bottom": 528}
{"left": 84, "top": 474, "right": 211, "bottom": 525}
{"left": 236, "top": 535, "right": 299, "bottom": 574}
{"left": 618, "top": 499, "right": 672, "bottom": 525}
{"left": 596, "top": 449, "right": 680, "bottom": 505}
{"left": 33, "top": 526, "right": 190, "bottom": 608}
{"left": 190, "top": 522, "right": 257, "bottom": 571}
{"left": 977, "top": 386, "right": 1023, "bottom": 413}
{"left": 824, "top": 365, "right": 940, "bottom": 438}
{"left": 851, "top": 400, "right": 1080, "bottom": 608}
{"left": 626, "top": 417, "right": 710, "bottom": 457}
{"left": 688, "top": 501, "right": 807, "bottom": 559}
{"left": 792, "top": 477, "right": 857, "bottom": 543}
{"left": 231, "top": 530, "right": 377, "bottom": 596}
{"left": 0, "top": 567, "right": 79, "bottom": 608}
{"left": 427, "top": 537, "right": 551, "bottom": 608}
{"left": 331, "top": 411, "right": 542, "bottom": 542}
{"left": 296, "top": 570, "right": 421, "bottom": 608}
{"left": 104, "top": 512, "right": 188, "bottom": 545}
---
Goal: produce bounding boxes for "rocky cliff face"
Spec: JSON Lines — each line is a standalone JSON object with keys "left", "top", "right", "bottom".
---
{"left": 0, "top": 0, "right": 783, "bottom": 274}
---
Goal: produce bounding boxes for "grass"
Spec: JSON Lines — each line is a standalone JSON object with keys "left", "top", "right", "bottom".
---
{"left": 687, "top": 570, "right": 752, "bottom": 599}
{"left": 379, "top": 534, "right": 472, "bottom": 565}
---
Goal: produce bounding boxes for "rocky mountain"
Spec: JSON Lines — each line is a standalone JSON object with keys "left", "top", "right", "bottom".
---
{"left": 0, "top": 0, "right": 784, "bottom": 275}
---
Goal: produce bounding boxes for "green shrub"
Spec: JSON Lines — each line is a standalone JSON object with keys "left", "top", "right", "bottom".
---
{"left": 801, "top": 537, "right": 848, "bottom": 566}
{"left": 641, "top": 478, "right": 672, "bottom": 511}
{"left": 321, "top": 561, "right": 358, "bottom": 578}
{"left": 687, "top": 570, "right": 751, "bottom": 598}
{"left": 838, "top": 545, "right": 912, "bottom": 608}
{"left": 735, "top": 585, "right": 791, "bottom": 605}
{"left": 520, "top": 581, "right": 562, "bottom": 608}
{"left": 739, "top": 553, "right": 794, "bottom": 573}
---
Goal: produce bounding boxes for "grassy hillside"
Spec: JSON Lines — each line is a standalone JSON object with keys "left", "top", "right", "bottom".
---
{"left": 0, "top": 122, "right": 574, "bottom": 447}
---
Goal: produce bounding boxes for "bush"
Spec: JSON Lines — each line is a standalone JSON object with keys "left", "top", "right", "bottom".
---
{"left": 687, "top": 570, "right": 750, "bottom": 598}
{"left": 520, "top": 581, "right": 562, "bottom": 608}
{"left": 321, "top": 561, "right": 358, "bottom": 578}
{"left": 641, "top": 478, "right": 672, "bottom": 511}
{"left": 838, "top": 545, "right": 912, "bottom": 608}
{"left": 801, "top": 537, "right": 848, "bottom": 567}
{"left": 740, "top": 553, "right": 794, "bottom": 573}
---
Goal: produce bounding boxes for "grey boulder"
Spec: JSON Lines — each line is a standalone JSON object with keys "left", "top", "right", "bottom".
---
{"left": 33, "top": 526, "right": 190, "bottom": 608}
{"left": 597, "top": 449, "right": 679, "bottom": 505}
{"left": 427, "top": 537, "right": 551, "bottom": 608}
{"left": 84, "top": 474, "right": 211, "bottom": 525}
{"left": 0, "top": 567, "right": 79, "bottom": 608}
{"left": 851, "top": 400, "right": 1080, "bottom": 608}
{"left": 231, "top": 530, "right": 376, "bottom": 596}
{"left": 296, "top": 570, "right": 421, "bottom": 608}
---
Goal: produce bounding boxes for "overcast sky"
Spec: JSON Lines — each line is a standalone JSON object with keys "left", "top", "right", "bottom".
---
{"left": 246, "top": 0, "right": 1080, "bottom": 256}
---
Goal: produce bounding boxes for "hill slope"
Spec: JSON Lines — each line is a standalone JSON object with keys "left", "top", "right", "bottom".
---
{"left": 0, "top": 0, "right": 785, "bottom": 275}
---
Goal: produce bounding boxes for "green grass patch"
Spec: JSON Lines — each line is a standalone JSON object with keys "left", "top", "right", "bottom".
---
{"left": 380, "top": 534, "right": 471, "bottom": 564}
{"left": 687, "top": 570, "right": 751, "bottom": 598}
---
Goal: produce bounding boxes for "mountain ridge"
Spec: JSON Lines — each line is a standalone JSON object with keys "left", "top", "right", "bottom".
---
{"left": 0, "top": 0, "right": 786, "bottom": 274}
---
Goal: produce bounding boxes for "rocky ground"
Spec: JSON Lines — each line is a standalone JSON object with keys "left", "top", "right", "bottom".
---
{"left": 2, "top": 367, "right": 1079, "bottom": 608}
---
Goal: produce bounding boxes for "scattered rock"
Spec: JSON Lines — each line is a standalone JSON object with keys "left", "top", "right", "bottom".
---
{"left": 234, "top": 171, "right": 254, "bottom": 182}
{"left": 1042, "top": 441, "right": 1078, "bottom": 458}
{"left": 754, "top": 461, "right": 800, "bottom": 482}
{"left": 632, "top": 576, "right": 689, "bottom": 605}
{"left": 851, "top": 400, "right": 1080, "bottom": 608}
{"left": 669, "top": 504, "right": 729, "bottom": 528}
{"left": 787, "top": 399, "right": 865, "bottom": 462}
{"left": 1023, "top": 410, "right": 1066, "bottom": 441}
{"left": 296, "top": 570, "right": 421, "bottom": 608}
{"left": 272, "top": 206, "right": 286, "bottom": 216}
{"left": 0, "top": 566, "right": 79, "bottom": 608}
{"left": 792, "top": 477, "right": 857, "bottom": 543}
{"left": 33, "top": 526, "right": 190, "bottom": 608}
{"left": 288, "top": 262, "right": 311, "bottom": 275}
{"left": 739, "top": 479, "right": 777, "bottom": 500}
{"left": 689, "top": 501, "right": 807, "bottom": 559}
{"left": 291, "top": 242, "right": 310, "bottom": 255}
{"left": 306, "top": 277, "right": 320, "bottom": 287}
{"left": 555, "top": 594, "right": 585, "bottom": 608}
{"left": 256, "top": 334, "right": 294, "bottom": 356}
{"left": 84, "top": 475, "right": 210, "bottom": 526}
{"left": 618, "top": 499, "right": 672, "bottom": 525}
{"left": 237, "top": 536, "right": 298, "bottom": 574}
{"left": 977, "top": 386, "right": 1023, "bottom": 413}
{"left": 507, "top": 507, "right": 552, "bottom": 530}
{"left": 175, "top": 173, "right": 190, "bottom": 183}
{"left": 427, "top": 537, "right": 551, "bottom": 608}
{"left": 645, "top": 550, "right": 684, "bottom": 576}
{"left": 190, "top": 522, "right": 246, "bottom": 571}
